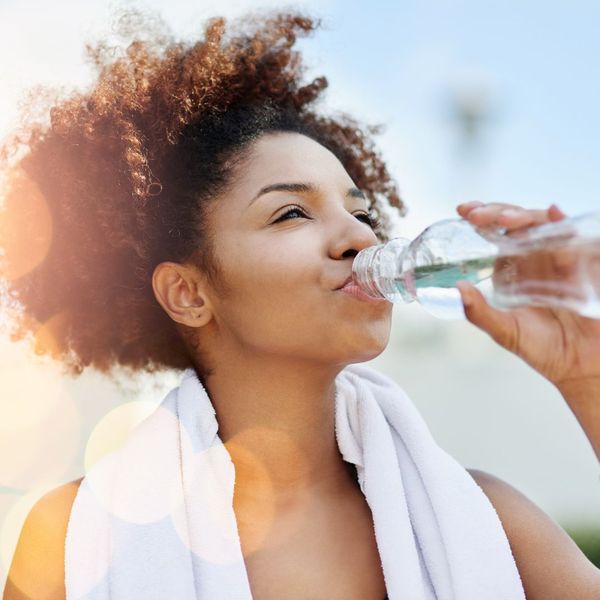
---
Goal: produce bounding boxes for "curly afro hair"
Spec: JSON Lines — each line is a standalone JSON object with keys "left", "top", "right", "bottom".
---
{"left": 0, "top": 9, "right": 406, "bottom": 384}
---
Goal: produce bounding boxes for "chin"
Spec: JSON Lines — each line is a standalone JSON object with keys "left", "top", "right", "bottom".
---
{"left": 351, "top": 338, "right": 390, "bottom": 363}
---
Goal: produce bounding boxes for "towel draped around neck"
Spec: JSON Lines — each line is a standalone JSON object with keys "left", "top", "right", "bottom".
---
{"left": 65, "top": 363, "right": 525, "bottom": 599}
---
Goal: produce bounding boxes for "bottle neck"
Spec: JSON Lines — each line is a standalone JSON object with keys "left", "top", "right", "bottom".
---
{"left": 352, "top": 245, "right": 386, "bottom": 298}
{"left": 352, "top": 237, "right": 415, "bottom": 303}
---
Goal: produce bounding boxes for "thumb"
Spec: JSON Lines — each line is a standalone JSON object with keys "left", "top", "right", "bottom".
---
{"left": 456, "top": 281, "right": 520, "bottom": 353}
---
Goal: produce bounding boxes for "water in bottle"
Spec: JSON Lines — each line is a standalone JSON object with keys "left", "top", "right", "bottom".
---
{"left": 351, "top": 211, "right": 600, "bottom": 320}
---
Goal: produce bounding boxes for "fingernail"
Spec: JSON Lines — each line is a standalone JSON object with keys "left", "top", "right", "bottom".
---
{"left": 457, "top": 201, "right": 479, "bottom": 209}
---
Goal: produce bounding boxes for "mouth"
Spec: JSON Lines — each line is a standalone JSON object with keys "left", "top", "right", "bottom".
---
{"left": 335, "top": 275, "right": 354, "bottom": 290}
{"left": 336, "top": 282, "right": 388, "bottom": 303}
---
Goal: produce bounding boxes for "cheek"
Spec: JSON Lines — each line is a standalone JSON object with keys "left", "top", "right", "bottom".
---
{"left": 221, "top": 285, "right": 393, "bottom": 362}
{"left": 224, "top": 237, "right": 319, "bottom": 308}
{"left": 214, "top": 236, "right": 392, "bottom": 355}
{"left": 212, "top": 239, "right": 313, "bottom": 326}
{"left": 223, "top": 256, "right": 321, "bottom": 338}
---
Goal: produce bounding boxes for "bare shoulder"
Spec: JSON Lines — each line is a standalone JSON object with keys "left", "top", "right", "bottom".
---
{"left": 3, "top": 477, "right": 83, "bottom": 600}
{"left": 467, "top": 468, "right": 600, "bottom": 600}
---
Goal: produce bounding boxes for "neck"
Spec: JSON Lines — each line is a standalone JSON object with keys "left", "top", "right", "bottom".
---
{"left": 201, "top": 355, "right": 358, "bottom": 508}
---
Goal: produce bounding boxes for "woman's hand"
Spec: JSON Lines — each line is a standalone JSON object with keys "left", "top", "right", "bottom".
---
{"left": 454, "top": 201, "right": 600, "bottom": 390}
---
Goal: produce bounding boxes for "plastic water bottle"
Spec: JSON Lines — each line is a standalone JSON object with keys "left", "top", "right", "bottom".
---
{"left": 351, "top": 210, "right": 600, "bottom": 320}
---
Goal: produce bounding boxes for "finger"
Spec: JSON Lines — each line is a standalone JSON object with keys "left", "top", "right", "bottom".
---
{"left": 465, "top": 204, "right": 522, "bottom": 227}
{"left": 495, "top": 209, "right": 538, "bottom": 229}
{"left": 456, "top": 201, "right": 485, "bottom": 217}
{"left": 548, "top": 203, "right": 568, "bottom": 221}
{"left": 456, "top": 281, "right": 520, "bottom": 353}
{"left": 467, "top": 205, "right": 556, "bottom": 231}
{"left": 457, "top": 201, "right": 520, "bottom": 220}
{"left": 496, "top": 205, "right": 567, "bottom": 229}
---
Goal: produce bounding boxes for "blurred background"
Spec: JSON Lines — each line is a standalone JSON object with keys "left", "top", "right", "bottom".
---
{"left": 1, "top": 0, "right": 599, "bottom": 589}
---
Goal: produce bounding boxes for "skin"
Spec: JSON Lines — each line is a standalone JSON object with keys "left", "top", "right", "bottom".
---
{"left": 4, "top": 135, "right": 600, "bottom": 599}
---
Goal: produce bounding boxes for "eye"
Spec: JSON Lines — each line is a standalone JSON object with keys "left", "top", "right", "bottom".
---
{"left": 274, "top": 205, "right": 380, "bottom": 230}
{"left": 354, "top": 211, "right": 381, "bottom": 230}
{"left": 274, "top": 206, "right": 309, "bottom": 222}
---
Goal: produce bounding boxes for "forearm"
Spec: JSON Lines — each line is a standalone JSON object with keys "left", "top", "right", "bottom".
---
{"left": 556, "top": 378, "right": 600, "bottom": 462}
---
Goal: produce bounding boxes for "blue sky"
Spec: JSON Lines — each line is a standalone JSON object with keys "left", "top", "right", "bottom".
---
{"left": 301, "top": 1, "right": 600, "bottom": 234}
{"left": 1, "top": 0, "right": 598, "bottom": 237}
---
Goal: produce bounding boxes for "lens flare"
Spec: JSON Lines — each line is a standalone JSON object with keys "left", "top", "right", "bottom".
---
{"left": 0, "top": 350, "right": 81, "bottom": 490}
{"left": 0, "top": 168, "right": 53, "bottom": 282}
{"left": 83, "top": 399, "right": 159, "bottom": 473}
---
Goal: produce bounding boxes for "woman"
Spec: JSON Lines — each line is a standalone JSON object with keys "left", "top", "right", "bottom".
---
{"left": 2, "top": 10, "right": 600, "bottom": 600}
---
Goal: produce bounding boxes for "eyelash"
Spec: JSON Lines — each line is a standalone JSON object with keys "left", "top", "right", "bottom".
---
{"left": 274, "top": 205, "right": 381, "bottom": 230}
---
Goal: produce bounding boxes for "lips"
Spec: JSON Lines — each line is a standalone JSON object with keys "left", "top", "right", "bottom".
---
{"left": 338, "top": 283, "right": 388, "bottom": 303}
{"left": 334, "top": 274, "right": 388, "bottom": 303}
{"left": 336, "top": 275, "right": 354, "bottom": 290}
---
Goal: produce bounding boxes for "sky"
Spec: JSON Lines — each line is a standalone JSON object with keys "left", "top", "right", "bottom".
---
{"left": 0, "top": 0, "right": 598, "bottom": 239}
{"left": 309, "top": 1, "right": 600, "bottom": 233}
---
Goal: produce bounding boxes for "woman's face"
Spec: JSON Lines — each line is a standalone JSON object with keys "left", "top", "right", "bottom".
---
{"left": 200, "top": 131, "right": 393, "bottom": 368}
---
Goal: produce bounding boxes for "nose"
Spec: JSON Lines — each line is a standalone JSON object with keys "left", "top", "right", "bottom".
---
{"left": 328, "top": 208, "right": 381, "bottom": 260}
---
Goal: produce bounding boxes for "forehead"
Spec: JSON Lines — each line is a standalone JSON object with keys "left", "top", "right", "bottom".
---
{"left": 233, "top": 132, "right": 352, "bottom": 191}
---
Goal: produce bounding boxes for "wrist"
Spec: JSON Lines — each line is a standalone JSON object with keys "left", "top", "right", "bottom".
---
{"left": 555, "top": 377, "right": 600, "bottom": 462}
{"left": 555, "top": 376, "right": 600, "bottom": 405}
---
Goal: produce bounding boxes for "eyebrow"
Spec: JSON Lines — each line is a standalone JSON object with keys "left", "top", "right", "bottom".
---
{"left": 248, "top": 182, "right": 367, "bottom": 206}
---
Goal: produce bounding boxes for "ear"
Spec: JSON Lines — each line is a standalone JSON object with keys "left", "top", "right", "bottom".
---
{"left": 151, "top": 262, "right": 213, "bottom": 327}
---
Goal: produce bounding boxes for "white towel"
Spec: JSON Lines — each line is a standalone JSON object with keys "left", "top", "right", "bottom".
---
{"left": 65, "top": 363, "right": 525, "bottom": 599}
